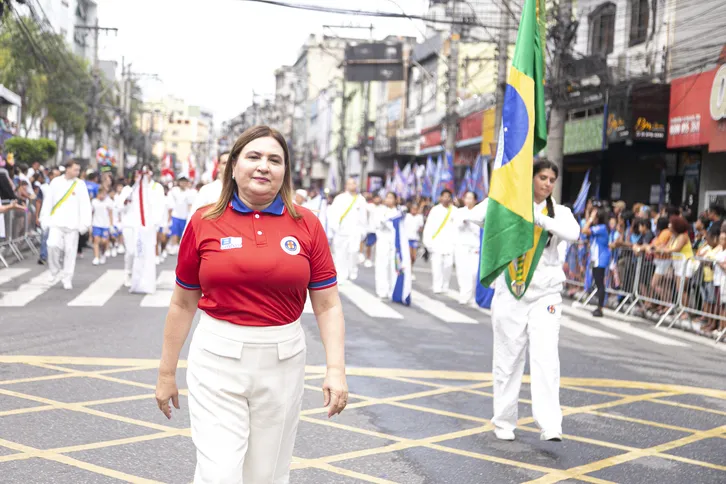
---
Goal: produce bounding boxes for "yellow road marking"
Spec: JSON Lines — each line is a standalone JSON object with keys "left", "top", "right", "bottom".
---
{"left": 1, "top": 357, "right": 725, "bottom": 483}
{"left": 657, "top": 452, "right": 726, "bottom": 472}
{"left": 51, "top": 431, "right": 185, "bottom": 454}
{"left": 651, "top": 398, "right": 726, "bottom": 417}
{"left": 304, "top": 461, "right": 401, "bottom": 484}
{"left": 524, "top": 424, "right": 726, "bottom": 483}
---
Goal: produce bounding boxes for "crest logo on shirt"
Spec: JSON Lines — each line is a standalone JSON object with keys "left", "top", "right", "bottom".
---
{"left": 547, "top": 305, "right": 556, "bottom": 315}
{"left": 280, "top": 236, "right": 301, "bottom": 255}
{"left": 220, "top": 237, "right": 243, "bottom": 250}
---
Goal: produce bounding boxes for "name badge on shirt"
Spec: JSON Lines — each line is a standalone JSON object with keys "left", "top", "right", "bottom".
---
{"left": 220, "top": 237, "right": 242, "bottom": 250}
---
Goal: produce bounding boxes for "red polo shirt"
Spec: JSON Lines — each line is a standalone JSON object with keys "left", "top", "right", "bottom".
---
{"left": 175, "top": 193, "right": 337, "bottom": 327}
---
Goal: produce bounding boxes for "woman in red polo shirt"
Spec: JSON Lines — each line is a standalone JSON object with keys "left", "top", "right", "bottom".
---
{"left": 155, "top": 125, "right": 348, "bottom": 483}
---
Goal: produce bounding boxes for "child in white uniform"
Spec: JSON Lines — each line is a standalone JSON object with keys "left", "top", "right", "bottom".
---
{"left": 91, "top": 187, "right": 114, "bottom": 265}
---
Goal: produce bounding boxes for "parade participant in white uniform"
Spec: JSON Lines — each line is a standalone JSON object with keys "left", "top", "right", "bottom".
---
{"left": 474, "top": 159, "right": 579, "bottom": 442}
{"left": 363, "top": 194, "right": 382, "bottom": 268}
{"left": 453, "top": 191, "right": 482, "bottom": 305}
{"left": 404, "top": 202, "right": 424, "bottom": 280}
{"left": 189, "top": 152, "right": 229, "bottom": 217}
{"left": 156, "top": 126, "right": 348, "bottom": 484}
{"left": 372, "top": 192, "right": 402, "bottom": 298}
{"left": 39, "top": 160, "right": 92, "bottom": 290}
{"left": 329, "top": 178, "right": 368, "bottom": 282}
{"left": 90, "top": 187, "right": 114, "bottom": 265}
{"left": 117, "top": 167, "right": 157, "bottom": 290}
{"left": 167, "top": 177, "right": 193, "bottom": 253}
{"left": 422, "top": 189, "right": 457, "bottom": 293}
{"left": 304, "top": 188, "right": 329, "bottom": 239}
{"left": 294, "top": 188, "right": 308, "bottom": 206}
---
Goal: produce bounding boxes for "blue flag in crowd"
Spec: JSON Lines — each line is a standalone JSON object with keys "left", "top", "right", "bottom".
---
{"left": 432, "top": 154, "right": 443, "bottom": 202}
{"left": 475, "top": 227, "right": 495, "bottom": 308}
{"left": 441, "top": 152, "right": 455, "bottom": 194}
{"left": 422, "top": 157, "right": 434, "bottom": 198}
{"left": 573, "top": 170, "right": 590, "bottom": 215}
{"left": 458, "top": 167, "right": 472, "bottom": 199}
{"left": 391, "top": 214, "right": 412, "bottom": 306}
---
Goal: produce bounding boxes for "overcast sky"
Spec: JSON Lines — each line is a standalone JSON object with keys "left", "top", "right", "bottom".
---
{"left": 97, "top": 0, "right": 431, "bottom": 126}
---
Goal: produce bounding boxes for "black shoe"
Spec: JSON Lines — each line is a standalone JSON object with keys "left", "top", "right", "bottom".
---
{"left": 37, "top": 258, "right": 46, "bottom": 265}
{"left": 592, "top": 308, "right": 604, "bottom": 317}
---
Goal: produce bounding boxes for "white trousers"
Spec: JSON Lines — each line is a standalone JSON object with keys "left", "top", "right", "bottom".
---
{"left": 374, "top": 236, "right": 397, "bottom": 298}
{"left": 454, "top": 246, "right": 479, "bottom": 304}
{"left": 333, "top": 234, "right": 359, "bottom": 282}
{"left": 122, "top": 227, "right": 136, "bottom": 275}
{"left": 491, "top": 290, "right": 562, "bottom": 435}
{"left": 47, "top": 227, "right": 79, "bottom": 285}
{"left": 430, "top": 252, "right": 453, "bottom": 293}
{"left": 188, "top": 313, "right": 307, "bottom": 484}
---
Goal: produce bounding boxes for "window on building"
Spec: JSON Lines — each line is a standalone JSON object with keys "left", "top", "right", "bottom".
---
{"left": 589, "top": 3, "right": 616, "bottom": 56}
{"left": 629, "top": 0, "right": 649, "bottom": 46}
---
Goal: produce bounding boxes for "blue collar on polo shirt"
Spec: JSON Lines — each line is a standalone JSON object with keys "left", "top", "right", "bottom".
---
{"left": 230, "top": 192, "right": 285, "bottom": 215}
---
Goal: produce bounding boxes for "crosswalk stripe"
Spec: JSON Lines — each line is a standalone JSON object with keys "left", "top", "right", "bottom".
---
{"left": 140, "top": 271, "right": 176, "bottom": 308}
{"left": 0, "top": 270, "right": 54, "bottom": 307}
{"left": 560, "top": 316, "right": 620, "bottom": 339}
{"left": 410, "top": 290, "right": 479, "bottom": 324}
{"left": 68, "top": 270, "right": 126, "bottom": 307}
{"left": 337, "top": 282, "right": 404, "bottom": 319}
{"left": 593, "top": 318, "right": 690, "bottom": 347}
{"left": 0, "top": 268, "right": 30, "bottom": 286}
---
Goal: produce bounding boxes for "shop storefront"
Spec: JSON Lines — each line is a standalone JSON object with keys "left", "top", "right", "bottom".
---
{"left": 605, "top": 83, "right": 675, "bottom": 207}
{"left": 668, "top": 65, "right": 726, "bottom": 212}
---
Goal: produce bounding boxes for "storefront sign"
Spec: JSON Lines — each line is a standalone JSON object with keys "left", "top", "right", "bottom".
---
{"left": 668, "top": 67, "right": 726, "bottom": 152}
{"left": 419, "top": 126, "right": 442, "bottom": 150}
{"left": 563, "top": 114, "right": 605, "bottom": 155}
{"left": 631, "top": 84, "right": 669, "bottom": 142}
{"left": 634, "top": 116, "right": 666, "bottom": 140}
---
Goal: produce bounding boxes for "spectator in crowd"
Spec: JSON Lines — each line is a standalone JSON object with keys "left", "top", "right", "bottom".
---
{"left": 582, "top": 207, "right": 610, "bottom": 317}
{"left": 694, "top": 225, "right": 723, "bottom": 330}
{"left": 707, "top": 203, "right": 725, "bottom": 230}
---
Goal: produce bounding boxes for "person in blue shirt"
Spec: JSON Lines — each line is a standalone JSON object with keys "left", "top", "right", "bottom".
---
{"left": 582, "top": 208, "right": 610, "bottom": 317}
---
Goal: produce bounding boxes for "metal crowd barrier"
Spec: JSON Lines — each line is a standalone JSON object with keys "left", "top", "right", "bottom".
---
{"left": 0, "top": 199, "right": 40, "bottom": 268}
{"left": 564, "top": 241, "right": 726, "bottom": 345}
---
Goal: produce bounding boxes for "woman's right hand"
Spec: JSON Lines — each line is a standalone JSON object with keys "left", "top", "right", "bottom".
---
{"left": 155, "top": 372, "right": 180, "bottom": 420}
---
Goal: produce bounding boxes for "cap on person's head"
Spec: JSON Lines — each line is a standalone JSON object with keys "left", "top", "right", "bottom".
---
{"left": 295, "top": 189, "right": 308, "bottom": 199}
{"left": 177, "top": 176, "right": 189, "bottom": 183}
{"left": 59, "top": 165, "right": 66, "bottom": 173}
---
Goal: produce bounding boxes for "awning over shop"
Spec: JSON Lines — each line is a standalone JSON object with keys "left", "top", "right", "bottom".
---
{"left": 0, "top": 85, "right": 21, "bottom": 107}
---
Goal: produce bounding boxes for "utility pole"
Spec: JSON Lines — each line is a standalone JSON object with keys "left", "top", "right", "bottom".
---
{"left": 337, "top": 76, "right": 348, "bottom": 189}
{"left": 547, "top": 0, "right": 575, "bottom": 202}
{"left": 358, "top": 24, "right": 374, "bottom": 186}
{"left": 494, "top": 0, "right": 511, "bottom": 146}
{"left": 118, "top": 59, "right": 126, "bottom": 178}
{"left": 444, "top": 2, "right": 462, "bottom": 157}
{"left": 75, "top": 20, "right": 118, "bottom": 168}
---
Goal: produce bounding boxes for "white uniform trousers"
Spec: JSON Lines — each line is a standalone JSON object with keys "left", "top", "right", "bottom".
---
{"left": 430, "top": 251, "right": 453, "bottom": 294}
{"left": 47, "top": 227, "right": 80, "bottom": 285}
{"left": 491, "top": 290, "right": 562, "bottom": 435}
{"left": 374, "top": 236, "right": 397, "bottom": 298}
{"left": 188, "top": 313, "right": 307, "bottom": 484}
{"left": 454, "top": 246, "right": 479, "bottom": 304}
{"left": 122, "top": 227, "right": 136, "bottom": 275}
{"left": 333, "top": 234, "right": 359, "bottom": 282}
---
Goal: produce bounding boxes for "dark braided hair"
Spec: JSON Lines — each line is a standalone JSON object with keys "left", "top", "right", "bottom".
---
{"left": 533, "top": 159, "right": 559, "bottom": 246}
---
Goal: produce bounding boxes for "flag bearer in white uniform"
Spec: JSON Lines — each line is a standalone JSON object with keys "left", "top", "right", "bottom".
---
{"left": 453, "top": 191, "right": 482, "bottom": 305}
{"left": 329, "top": 178, "right": 368, "bottom": 282}
{"left": 474, "top": 160, "right": 579, "bottom": 442}
{"left": 117, "top": 167, "right": 157, "bottom": 290}
{"left": 39, "top": 160, "right": 92, "bottom": 290}
{"left": 155, "top": 126, "right": 348, "bottom": 484}
{"left": 373, "top": 192, "right": 402, "bottom": 298}
{"left": 422, "top": 189, "right": 456, "bottom": 293}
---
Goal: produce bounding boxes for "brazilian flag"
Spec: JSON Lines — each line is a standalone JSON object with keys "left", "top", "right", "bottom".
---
{"left": 479, "top": 0, "right": 547, "bottom": 296}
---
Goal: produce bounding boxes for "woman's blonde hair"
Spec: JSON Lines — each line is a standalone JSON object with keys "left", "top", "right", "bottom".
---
{"left": 203, "top": 125, "right": 300, "bottom": 220}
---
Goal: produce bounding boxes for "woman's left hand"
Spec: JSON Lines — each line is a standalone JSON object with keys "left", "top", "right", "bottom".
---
{"left": 322, "top": 367, "right": 348, "bottom": 418}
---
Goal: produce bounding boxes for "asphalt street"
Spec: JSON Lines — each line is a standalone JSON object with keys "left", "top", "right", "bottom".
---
{"left": 1, "top": 250, "right": 725, "bottom": 484}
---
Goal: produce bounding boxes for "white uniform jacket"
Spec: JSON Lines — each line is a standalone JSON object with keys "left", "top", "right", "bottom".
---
{"left": 472, "top": 198, "right": 580, "bottom": 301}
{"left": 328, "top": 192, "right": 368, "bottom": 241}
{"left": 39, "top": 176, "right": 92, "bottom": 232}
{"left": 422, "top": 204, "right": 457, "bottom": 255}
